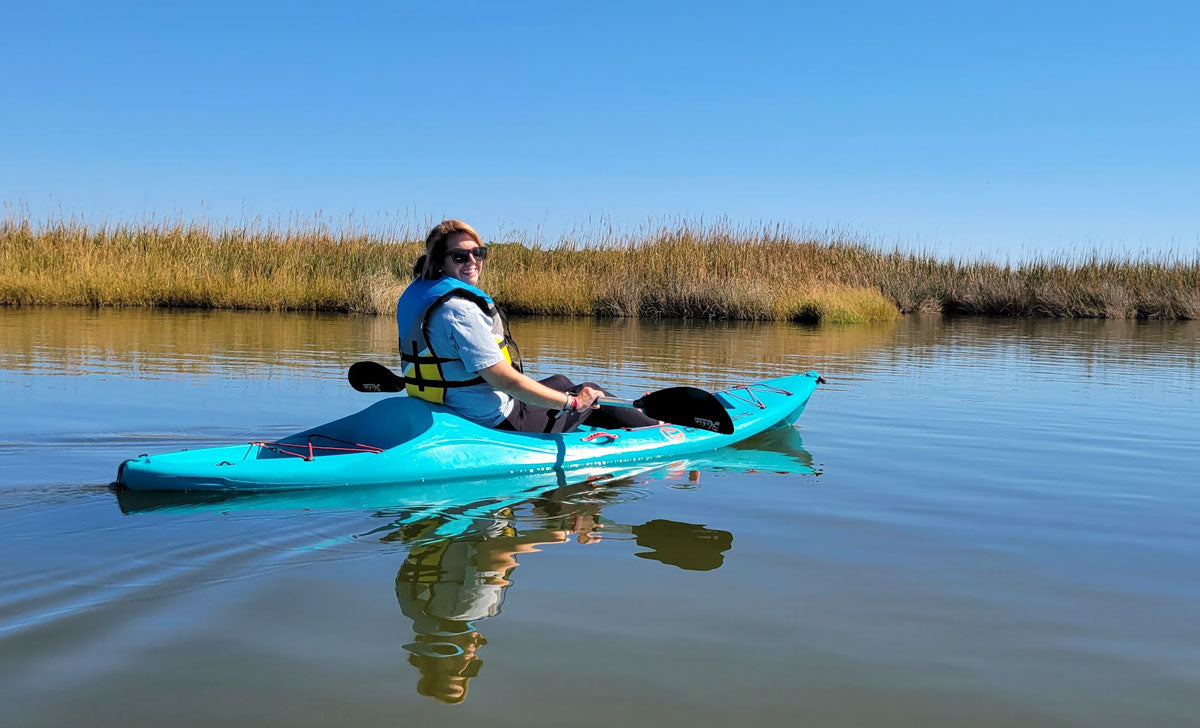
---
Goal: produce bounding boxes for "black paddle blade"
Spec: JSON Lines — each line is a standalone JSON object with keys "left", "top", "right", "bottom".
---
{"left": 633, "top": 387, "right": 734, "bottom": 435}
{"left": 348, "top": 361, "right": 405, "bottom": 393}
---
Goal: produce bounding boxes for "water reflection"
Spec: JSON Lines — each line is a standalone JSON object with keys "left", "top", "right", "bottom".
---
{"left": 690, "top": 423, "right": 817, "bottom": 475}
{"left": 382, "top": 477, "right": 736, "bottom": 704}
{"left": 4, "top": 307, "right": 1197, "bottom": 392}
{"left": 109, "top": 430, "right": 810, "bottom": 705}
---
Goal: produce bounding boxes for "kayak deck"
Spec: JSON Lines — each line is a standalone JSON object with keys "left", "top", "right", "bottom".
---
{"left": 115, "top": 372, "right": 820, "bottom": 492}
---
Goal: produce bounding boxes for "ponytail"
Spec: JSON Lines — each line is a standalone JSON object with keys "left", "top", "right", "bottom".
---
{"left": 411, "top": 254, "right": 428, "bottom": 280}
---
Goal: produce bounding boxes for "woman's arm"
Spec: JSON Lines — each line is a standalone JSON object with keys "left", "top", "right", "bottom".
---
{"left": 478, "top": 361, "right": 600, "bottom": 412}
{"left": 431, "top": 300, "right": 599, "bottom": 412}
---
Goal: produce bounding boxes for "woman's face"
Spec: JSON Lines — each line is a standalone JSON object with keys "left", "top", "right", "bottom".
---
{"left": 442, "top": 232, "right": 485, "bottom": 287}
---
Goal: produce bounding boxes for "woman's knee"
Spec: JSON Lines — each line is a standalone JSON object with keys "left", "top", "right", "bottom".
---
{"left": 572, "top": 381, "right": 611, "bottom": 396}
{"left": 538, "top": 374, "right": 575, "bottom": 390}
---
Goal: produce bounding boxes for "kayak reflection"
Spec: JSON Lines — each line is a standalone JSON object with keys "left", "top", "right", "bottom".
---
{"left": 384, "top": 478, "right": 736, "bottom": 704}
{"left": 689, "top": 424, "right": 816, "bottom": 475}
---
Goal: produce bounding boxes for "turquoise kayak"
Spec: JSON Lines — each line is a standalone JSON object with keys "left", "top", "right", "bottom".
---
{"left": 114, "top": 425, "right": 816, "bottom": 514}
{"left": 114, "top": 372, "right": 821, "bottom": 492}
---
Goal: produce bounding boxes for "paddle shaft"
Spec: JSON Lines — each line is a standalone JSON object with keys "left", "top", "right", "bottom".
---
{"left": 348, "top": 361, "right": 733, "bottom": 434}
{"left": 352, "top": 362, "right": 642, "bottom": 410}
{"left": 595, "top": 396, "right": 640, "bottom": 410}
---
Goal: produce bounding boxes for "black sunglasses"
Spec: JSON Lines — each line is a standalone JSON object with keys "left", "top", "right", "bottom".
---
{"left": 446, "top": 247, "right": 488, "bottom": 264}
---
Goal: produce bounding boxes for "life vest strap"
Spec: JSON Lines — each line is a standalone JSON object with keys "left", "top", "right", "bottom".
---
{"left": 400, "top": 352, "right": 459, "bottom": 365}
{"left": 411, "top": 376, "right": 485, "bottom": 388}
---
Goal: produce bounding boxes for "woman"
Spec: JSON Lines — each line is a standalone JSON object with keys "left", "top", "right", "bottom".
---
{"left": 396, "top": 219, "right": 658, "bottom": 433}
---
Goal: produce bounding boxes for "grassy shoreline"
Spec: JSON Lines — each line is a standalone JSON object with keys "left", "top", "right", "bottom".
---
{"left": 2, "top": 219, "right": 1196, "bottom": 322}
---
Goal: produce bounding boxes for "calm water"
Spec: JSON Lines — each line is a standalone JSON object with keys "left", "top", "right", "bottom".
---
{"left": 1, "top": 308, "right": 1198, "bottom": 727}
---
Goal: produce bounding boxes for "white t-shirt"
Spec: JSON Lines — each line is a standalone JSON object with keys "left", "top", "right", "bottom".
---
{"left": 424, "top": 297, "right": 516, "bottom": 426}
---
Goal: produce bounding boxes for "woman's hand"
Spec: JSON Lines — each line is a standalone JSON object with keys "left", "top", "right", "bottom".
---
{"left": 572, "top": 386, "right": 603, "bottom": 412}
{"left": 479, "top": 361, "right": 604, "bottom": 413}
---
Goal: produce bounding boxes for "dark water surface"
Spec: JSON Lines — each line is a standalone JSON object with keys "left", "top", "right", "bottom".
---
{"left": 2, "top": 308, "right": 1198, "bottom": 727}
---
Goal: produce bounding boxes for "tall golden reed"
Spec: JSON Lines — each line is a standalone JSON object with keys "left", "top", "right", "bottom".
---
{"left": 1, "top": 217, "right": 1196, "bottom": 321}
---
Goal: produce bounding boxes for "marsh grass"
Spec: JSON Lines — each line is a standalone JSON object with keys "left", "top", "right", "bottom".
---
{"left": 2, "top": 218, "right": 1196, "bottom": 321}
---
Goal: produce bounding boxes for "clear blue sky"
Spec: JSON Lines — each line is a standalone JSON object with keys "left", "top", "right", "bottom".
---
{"left": 3, "top": 1, "right": 1198, "bottom": 258}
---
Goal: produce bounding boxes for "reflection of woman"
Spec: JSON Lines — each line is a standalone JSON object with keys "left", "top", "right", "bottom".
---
{"left": 396, "top": 219, "right": 657, "bottom": 433}
{"left": 404, "top": 631, "right": 487, "bottom": 705}
{"left": 393, "top": 513, "right": 577, "bottom": 705}
{"left": 390, "top": 487, "right": 734, "bottom": 704}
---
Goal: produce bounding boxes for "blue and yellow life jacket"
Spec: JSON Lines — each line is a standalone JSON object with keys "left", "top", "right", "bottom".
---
{"left": 395, "top": 277, "right": 521, "bottom": 405}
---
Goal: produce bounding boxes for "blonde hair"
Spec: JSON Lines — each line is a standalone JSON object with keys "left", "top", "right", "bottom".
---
{"left": 413, "top": 219, "right": 484, "bottom": 280}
